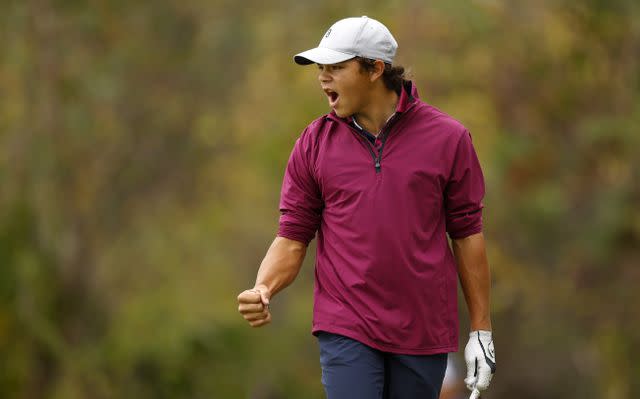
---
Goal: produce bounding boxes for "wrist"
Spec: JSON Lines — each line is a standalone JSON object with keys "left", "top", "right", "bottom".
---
{"left": 253, "top": 283, "right": 272, "bottom": 297}
{"left": 470, "top": 318, "right": 491, "bottom": 332}
{"left": 469, "top": 330, "right": 492, "bottom": 338}
{"left": 253, "top": 283, "right": 269, "bottom": 291}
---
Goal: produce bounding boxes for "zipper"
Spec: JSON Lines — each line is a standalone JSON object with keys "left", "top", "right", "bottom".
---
{"left": 346, "top": 125, "right": 382, "bottom": 173}
{"left": 373, "top": 113, "right": 399, "bottom": 173}
{"left": 328, "top": 101, "right": 416, "bottom": 173}
{"left": 354, "top": 112, "right": 400, "bottom": 173}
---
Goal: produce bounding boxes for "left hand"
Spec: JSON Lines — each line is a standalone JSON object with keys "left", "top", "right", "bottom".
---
{"left": 464, "top": 330, "right": 496, "bottom": 398}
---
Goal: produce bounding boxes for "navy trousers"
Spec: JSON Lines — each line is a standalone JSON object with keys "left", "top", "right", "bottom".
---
{"left": 317, "top": 332, "right": 448, "bottom": 399}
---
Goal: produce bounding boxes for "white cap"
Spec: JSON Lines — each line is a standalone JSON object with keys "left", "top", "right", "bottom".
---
{"left": 294, "top": 16, "right": 397, "bottom": 65}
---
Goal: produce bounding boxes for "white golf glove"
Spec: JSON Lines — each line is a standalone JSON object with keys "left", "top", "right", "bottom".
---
{"left": 464, "top": 330, "right": 496, "bottom": 398}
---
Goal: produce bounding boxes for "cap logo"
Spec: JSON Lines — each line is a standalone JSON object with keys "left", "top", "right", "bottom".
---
{"left": 324, "top": 28, "right": 332, "bottom": 38}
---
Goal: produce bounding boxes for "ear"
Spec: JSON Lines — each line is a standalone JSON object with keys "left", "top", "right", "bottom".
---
{"left": 369, "top": 60, "right": 385, "bottom": 83}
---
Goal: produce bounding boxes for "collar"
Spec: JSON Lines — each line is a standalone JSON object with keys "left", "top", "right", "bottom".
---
{"left": 351, "top": 112, "right": 395, "bottom": 130}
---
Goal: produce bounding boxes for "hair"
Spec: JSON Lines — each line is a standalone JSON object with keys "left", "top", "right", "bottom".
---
{"left": 356, "top": 57, "right": 408, "bottom": 94}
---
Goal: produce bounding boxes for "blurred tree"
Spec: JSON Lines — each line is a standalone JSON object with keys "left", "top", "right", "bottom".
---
{"left": 0, "top": 0, "right": 638, "bottom": 398}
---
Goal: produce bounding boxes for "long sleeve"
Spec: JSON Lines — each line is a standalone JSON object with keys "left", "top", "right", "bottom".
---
{"left": 277, "top": 129, "right": 323, "bottom": 246}
{"left": 445, "top": 130, "right": 485, "bottom": 239}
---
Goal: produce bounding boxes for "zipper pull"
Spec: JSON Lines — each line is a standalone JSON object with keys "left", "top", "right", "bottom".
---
{"left": 375, "top": 160, "right": 381, "bottom": 173}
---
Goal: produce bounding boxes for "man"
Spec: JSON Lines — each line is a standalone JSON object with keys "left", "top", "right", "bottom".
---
{"left": 237, "top": 16, "right": 496, "bottom": 399}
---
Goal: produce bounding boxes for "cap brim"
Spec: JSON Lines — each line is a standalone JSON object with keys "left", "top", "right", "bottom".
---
{"left": 293, "top": 47, "right": 356, "bottom": 65}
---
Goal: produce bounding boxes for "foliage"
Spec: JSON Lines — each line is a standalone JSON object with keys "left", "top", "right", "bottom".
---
{"left": 1, "top": 0, "right": 638, "bottom": 397}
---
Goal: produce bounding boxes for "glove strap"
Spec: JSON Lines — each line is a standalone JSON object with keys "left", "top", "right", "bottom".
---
{"left": 474, "top": 330, "right": 496, "bottom": 374}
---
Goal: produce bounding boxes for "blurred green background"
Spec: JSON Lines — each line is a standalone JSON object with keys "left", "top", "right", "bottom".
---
{"left": 1, "top": 0, "right": 639, "bottom": 398}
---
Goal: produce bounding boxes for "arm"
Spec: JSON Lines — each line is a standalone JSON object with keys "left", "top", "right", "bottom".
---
{"left": 444, "top": 130, "right": 494, "bottom": 396}
{"left": 453, "top": 232, "right": 496, "bottom": 397}
{"left": 239, "top": 128, "right": 321, "bottom": 327}
{"left": 452, "top": 232, "right": 492, "bottom": 331}
{"left": 255, "top": 235, "right": 308, "bottom": 297}
{"left": 237, "top": 236, "right": 308, "bottom": 327}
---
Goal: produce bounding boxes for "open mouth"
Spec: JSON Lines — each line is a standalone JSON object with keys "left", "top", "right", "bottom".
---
{"left": 323, "top": 88, "right": 340, "bottom": 107}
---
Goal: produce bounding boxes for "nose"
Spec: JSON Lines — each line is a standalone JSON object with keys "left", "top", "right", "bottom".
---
{"left": 318, "top": 68, "right": 331, "bottom": 84}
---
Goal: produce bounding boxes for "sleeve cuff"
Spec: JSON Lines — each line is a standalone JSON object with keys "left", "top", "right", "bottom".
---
{"left": 448, "top": 223, "right": 483, "bottom": 240}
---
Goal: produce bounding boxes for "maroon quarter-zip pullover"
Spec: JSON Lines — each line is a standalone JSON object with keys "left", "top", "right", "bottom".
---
{"left": 277, "top": 81, "right": 485, "bottom": 355}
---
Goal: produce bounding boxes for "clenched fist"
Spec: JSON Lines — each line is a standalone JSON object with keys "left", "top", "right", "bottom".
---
{"left": 237, "top": 284, "right": 272, "bottom": 327}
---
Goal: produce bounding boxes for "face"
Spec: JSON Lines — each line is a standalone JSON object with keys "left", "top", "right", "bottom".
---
{"left": 317, "top": 59, "right": 374, "bottom": 118}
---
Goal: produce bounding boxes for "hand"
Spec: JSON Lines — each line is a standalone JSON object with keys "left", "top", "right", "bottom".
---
{"left": 464, "top": 330, "right": 496, "bottom": 398}
{"left": 237, "top": 284, "right": 271, "bottom": 327}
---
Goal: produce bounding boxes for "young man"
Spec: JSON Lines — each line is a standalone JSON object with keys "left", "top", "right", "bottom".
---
{"left": 237, "top": 16, "right": 496, "bottom": 399}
